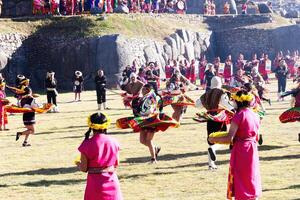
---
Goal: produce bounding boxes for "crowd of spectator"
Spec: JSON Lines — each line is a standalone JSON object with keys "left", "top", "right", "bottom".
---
{"left": 32, "top": 0, "right": 187, "bottom": 15}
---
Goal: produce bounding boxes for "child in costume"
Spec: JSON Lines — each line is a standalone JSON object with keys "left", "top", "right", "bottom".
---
{"left": 73, "top": 71, "right": 84, "bottom": 101}
{"left": 196, "top": 76, "right": 235, "bottom": 170}
{"left": 15, "top": 78, "right": 40, "bottom": 147}
{"left": 76, "top": 112, "right": 123, "bottom": 200}
{"left": 208, "top": 89, "right": 262, "bottom": 200}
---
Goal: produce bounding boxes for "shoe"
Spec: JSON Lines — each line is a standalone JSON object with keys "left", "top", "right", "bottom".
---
{"left": 208, "top": 147, "right": 216, "bottom": 161}
{"left": 16, "top": 132, "right": 21, "bottom": 141}
{"left": 268, "top": 99, "right": 271, "bottom": 106}
{"left": 208, "top": 165, "right": 218, "bottom": 170}
{"left": 149, "top": 158, "right": 157, "bottom": 164}
{"left": 22, "top": 141, "right": 31, "bottom": 147}
{"left": 155, "top": 146, "right": 161, "bottom": 158}
{"left": 258, "top": 134, "right": 263, "bottom": 145}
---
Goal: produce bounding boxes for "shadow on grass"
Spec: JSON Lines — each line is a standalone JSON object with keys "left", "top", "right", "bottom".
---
{"left": 260, "top": 154, "right": 300, "bottom": 161}
{"left": 22, "top": 178, "right": 86, "bottom": 187}
{"left": 263, "top": 184, "right": 300, "bottom": 192}
{"left": 258, "top": 145, "right": 288, "bottom": 151}
{"left": 123, "top": 149, "right": 231, "bottom": 164}
{"left": 0, "top": 166, "right": 77, "bottom": 177}
{"left": 119, "top": 171, "right": 178, "bottom": 180}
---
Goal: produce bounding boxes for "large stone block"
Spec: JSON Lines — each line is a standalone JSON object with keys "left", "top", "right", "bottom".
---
{"left": 0, "top": 49, "right": 7, "bottom": 70}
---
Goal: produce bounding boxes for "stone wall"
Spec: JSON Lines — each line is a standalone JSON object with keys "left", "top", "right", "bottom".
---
{"left": 3, "top": 29, "right": 213, "bottom": 90}
{"left": 214, "top": 24, "right": 300, "bottom": 61}
{"left": 204, "top": 14, "right": 272, "bottom": 30}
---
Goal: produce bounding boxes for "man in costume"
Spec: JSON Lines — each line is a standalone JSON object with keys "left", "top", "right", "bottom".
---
{"left": 45, "top": 71, "right": 59, "bottom": 112}
{"left": 196, "top": 76, "right": 235, "bottom": 169}
{"left": 95, "top": 69, "right": 108, "bottom": 110}
{"left": 251, "top": 67, "right": 271, "bottom": 105}
{"left": 120, "top": 73, "right": 144, "bottom": 108}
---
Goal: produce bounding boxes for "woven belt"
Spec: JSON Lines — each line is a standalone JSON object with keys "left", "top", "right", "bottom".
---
{"left": 88, "top": 166, "right": 115, "bottom": 174}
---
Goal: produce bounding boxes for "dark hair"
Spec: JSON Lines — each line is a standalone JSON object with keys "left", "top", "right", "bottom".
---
{"left": 84, "top": 113, "right": 108, "bottom": 140}
{"left": 243, "top": 83, "right": 253, "bottom": 92}
{"left": 143, "top": 83, "right": 153, "bottom": 90}
{"left": 235, "top": 90, "right": 251, "bottom": 110}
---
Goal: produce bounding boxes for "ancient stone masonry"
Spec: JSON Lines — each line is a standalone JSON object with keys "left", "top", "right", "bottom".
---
{"left": 0, "top": 33, "right": 26, "bottom": 72}
{"left": 1, "top": 0, "right": 32, "bottom": 17}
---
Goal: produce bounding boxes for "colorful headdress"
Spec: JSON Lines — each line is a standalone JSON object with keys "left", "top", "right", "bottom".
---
{"left": 231, "top": 93, "right": 254, "bottom": 102}
{"left": 87, "top": 112, "right": 111, "bottom": 130}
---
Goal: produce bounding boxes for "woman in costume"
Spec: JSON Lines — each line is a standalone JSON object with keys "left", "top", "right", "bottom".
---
{"left": 73, "top": 70, "right": 84, "bottom": 101}
{"left": 251, "top": 67, "right": 271, "bottom": 106}
{"left": 279, "top": 80, "right": 300, "bottom": 130}
{"left": 164, "top": 70, "right": 195, "bottom": 122}
{"left": 76, "top": 112, "right": 123, "bottom": 200}
{"left": 196, "top": 76, "right": 235, "bottom": 170}
{"left": 117, "top": 84, "right": 179, "bottom": 163}
{"left": 208, "top": 89, "right": 262, "bottom": 200}
{"left": 0, "top": 79, "right": 8, "bottom": 131}
{"left": 45, "top": 71, "right": 59, "bottom": 112}
{"left": 120, "top": 73, "right": 144, "bottom": 108}
{"left": 95, "top": 69, "right": 108, "bottom": 110}
{"left": 15, "top": 78, "right": 39, "bottom": 147}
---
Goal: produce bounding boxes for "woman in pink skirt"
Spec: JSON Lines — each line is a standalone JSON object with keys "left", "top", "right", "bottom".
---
{"left": 76, "top": 112, "right": 123, "bottom": 200}
{"left": 209, "top": 89, "right": 262, "bottom": 200}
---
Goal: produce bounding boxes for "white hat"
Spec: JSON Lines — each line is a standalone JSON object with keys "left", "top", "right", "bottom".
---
{"left": 75, "top": 71, "right": 82, "bottom": 76}
{"left": 211, "top": 76, "right": 222, "bottom": 89}
{"left": 130, "top": 73, "right": 137, "bottom": 79}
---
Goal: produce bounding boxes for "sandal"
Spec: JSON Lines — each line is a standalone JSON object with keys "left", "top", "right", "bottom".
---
{"left": 22, "top": 141, "right": 31, "bottom": 147}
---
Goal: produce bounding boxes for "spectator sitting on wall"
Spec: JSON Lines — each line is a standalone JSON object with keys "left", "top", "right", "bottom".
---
{"left": 164, "top": 0, "right": 176, "bottom": 13}
{"left": 224, "top": 1, "right": 230, "bottom": 14}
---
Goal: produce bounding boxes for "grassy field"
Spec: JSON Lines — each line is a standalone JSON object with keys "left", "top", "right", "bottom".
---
{"left": 0, "top": 78, "right": 299, "bottom": 200}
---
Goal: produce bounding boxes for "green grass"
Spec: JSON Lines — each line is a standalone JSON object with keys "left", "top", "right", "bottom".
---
{"left": 0, "top": 14, "right": 208, "bottom": 40}
{"left": 0, "top": 77, "right": 299, "bottom": 199}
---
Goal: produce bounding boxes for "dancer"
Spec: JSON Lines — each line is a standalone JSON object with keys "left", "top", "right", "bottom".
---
{"left": 196, "top": 76, "right": 235, "bottom": 170}
{"left": 15, "top": 78, "right": 39, "bottom": 147}
{"left": 45, "top": 71, "right": 59, "bottom": 112}
{"left": 73, "top": 70, "right": 84, "bottom": 101}
{"left": 251, "top": 68, "right": 271, "bottom": 105}
{"left": 117, "top": 84, "right": 179, "bottom": 163}
{"left": 0, "top": 79, "right": 8, "bottom": 130}
{"left": 120, "top": 73, "right": 144, "bottom": 108}
{"left": 164, "top": 71, "right": 195, "bottom": 122}
{"left": 208, "top": 90, "right": 262, "bottom": 200}
{"left": 279, "top": 80, "right": 300, "bottom": 130}
{"left": 95, "top": 69, "right": 108, "bottom": 110}
{"left": 76, "top": 112, "right": 123, "bottom": 200}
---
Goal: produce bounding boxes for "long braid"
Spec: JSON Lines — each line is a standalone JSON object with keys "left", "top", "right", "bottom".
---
{"left": 85, "top": 128, "right": 92, "bottom": 140}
